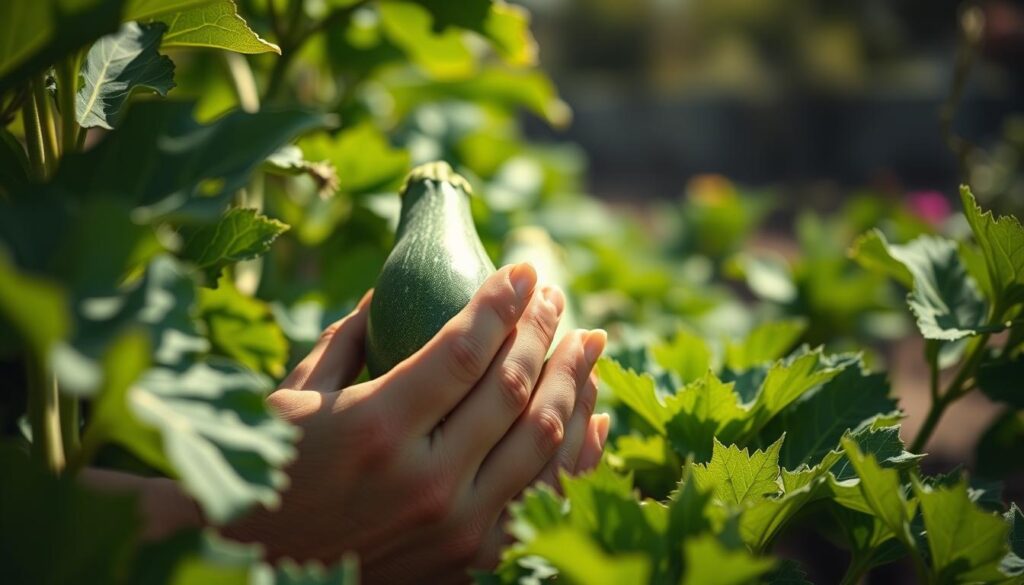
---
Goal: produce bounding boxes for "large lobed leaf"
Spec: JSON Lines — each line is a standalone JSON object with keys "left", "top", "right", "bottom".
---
{"left": 54, "top": 100, "right": 324, "bottom": 220}
{"left": 159, "top": 0, "right": 281, "bottom": 54}
{"left": 852, "top": 229, "right": 991, "bottom": 341}
{"left": 692, "top": 436, "right": 783, "bottom": 508}
{"left": 76, "top": 21, "right": 176, "bottom": 129}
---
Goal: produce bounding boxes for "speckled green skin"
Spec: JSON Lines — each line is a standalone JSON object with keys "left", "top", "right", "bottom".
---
{"left": 365, "top": 168, "right": 495, "bottom": 378}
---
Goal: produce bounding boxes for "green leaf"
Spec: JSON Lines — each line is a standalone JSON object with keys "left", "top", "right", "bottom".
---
{"left": 680, "top": 535, "right": 775, "bottom": 585}
{"left": 748, "top": 349, "right": 846, "bottom": 433}
{"left": 130, "top": 359, "right": 297, "bottom": 523}
{"left": 830, "top": 425, "right": 922, "bottom": 482}
{"left": 651, "top": 327, "right": 712, "bottom": 385}
{"left": 976, "top": 358, "right": 1024, "bottom": 408}
{"left": 480, "top": 2, "right": 537, "bottom": 67}
{"left": 76, "top": 22, "right": 175, "bottom": 129}
{"left": 769, "top": 365, "right": 898, "bottom": 470}
{"left": 124, "top": 0, "right": 213, "bottom": 21}
{"left": 521, "top": 529, "right": 651, "bottom": 585}
{"left": 0, "top": 248, "right": 70, "bottom": 358}
{"left": 667, "top": 470, "right": 714, "bottom": 545}
{"left": 960, "top": 185, "right": 1024, "bottom": 308}
{"left": 0, "top": 0, "right": 123, "bottom": 91}
{"left": 53, "top": 101, "right": 324, "bottom": 220}
{"left": 299, "top": 122, "right": 410, "bottom": 195}
{"left": 665, "top": 371, "right": 747, "bottom": 462}
{"left": 761, "top": 560, "right": 812, "bottom": 585}
{"left": 0, "top": 445, "right": 141, "bottom": 584}
{"left": 738, "top": 452, "right": 841, "bottom": 551}
{"left": 850, "top": 229, "right": 914, "bottom": 289}
{"left": 410, "top": 0, "right": 536, "bottom": 67}
{"left": 384, "top": 67, "right": 571, "bottom": 128}
{"left": 0, "top": 128, "right": 30, "bottom": 197}
{"left": 159, "top": 0, "right": 281, "bottom": 55}
{"left": 262, "top": 145, "right": 339, "bottom": 199}
{"left": 856, "top": 230, "right": 990, "bottom": 341}
{"left": 597, "top": 356, "right": 668, "bottom": 434}
{"left": 379, "top": 1, "right": 475, "bottom": 80}
{"left": 839, "top": 436, "right": 912, "bottom": 540}
{"left": 199, "top": 274, "right": 289, "bottom": 378}
{"left": 180, "top": 207, "right": 289, "bottom": 285}
{"left": 725, "top": 319, "right": 807, "bottom": 371}
{"left": 692, "top": 436, "right": 783, "bottom": 507}
{"left": 1008, "top": 503, "right": 1024, "bottom": 558}
{"left": 136, "top": 529, "right": 360, "bottom": 585}
{"left": 914, "top": 478, "right": 1012, "bottom": 583}
{"left": 53, "top": 255, "right": 208, "bottom": 395}
{"left": 559, "top": 463, "right": 660, "bottom": 554}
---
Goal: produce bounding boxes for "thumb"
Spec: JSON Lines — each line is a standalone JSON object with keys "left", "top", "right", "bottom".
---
{"left": 279, "top": 290, "right": 373, "bottom": 392}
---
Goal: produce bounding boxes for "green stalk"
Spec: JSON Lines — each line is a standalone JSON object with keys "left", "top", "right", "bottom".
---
{"left": 59, "top": 394, "right": 81, "bottom": 458}
{"left": 21, "top": 84, "right": 47, "bottom": 180}
{"left": 31, "top": 75, "right": 59, "bottom": 177}
{"left": 234, "top": 173, "right": 265, "bottom": 295}
{"left": 26, "top": 357, "right": 65, "bottom": 474}
{"left": 223, "top": 52, "right": 260, "bottom": 114}
{"left": 838, "top": 555, "right": 872, "bottom": 585}
{"left": 911, "top": 296, "right": 1006, "bottom": 452}
{"left": 57, "top": 53, "right": 83, "bottom": 153}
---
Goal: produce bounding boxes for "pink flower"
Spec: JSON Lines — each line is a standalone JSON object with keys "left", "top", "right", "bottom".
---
{"left": 907, "top": 191, "right": 952, "bottom": 225}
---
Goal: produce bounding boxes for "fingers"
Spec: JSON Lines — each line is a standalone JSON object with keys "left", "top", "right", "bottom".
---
{"left": 533, "top": 370, "right": 601, "bottom": 489}
{"left": 375, "top": 263, "right": 538, "bottom": 437}
{"left": 440, "top": 286, "right": 565, "bottom": 473}
{"left": 474, "top": 329, "right": 605, "bottom": 508}
{"left": 575, "top": 413, "right": 610, "bottom": 474}
{"left": 279, "top": 291, "right": 373, "bottom": 392}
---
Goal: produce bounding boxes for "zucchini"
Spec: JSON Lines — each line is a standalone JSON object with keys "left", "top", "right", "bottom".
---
{"left": 365, "top": 162, "right": 496, "bottom": 377}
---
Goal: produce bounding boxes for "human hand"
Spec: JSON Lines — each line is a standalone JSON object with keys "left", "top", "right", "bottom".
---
{"left": 226, "top": 263, "right": 609, "bottom": 583}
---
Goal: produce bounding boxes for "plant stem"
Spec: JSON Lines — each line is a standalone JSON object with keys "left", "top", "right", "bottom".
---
{"left": 26, "top": 357, "right": 65, "bottom": 474}
{"left": 57, "top": 52, "right": 83, "bottom": 153}
{"left": 32, "top": 75, "right": 59, "bottom": 176}
{"left": 911, "top": 329, "right": 994, "bottom": 453}
{"left": 21, "top": 84, "right": 47, "bottom": 181}
{"left": 223, "top": 52, "right": 261, "bottom": 113}
{"left": 59, "top": 394, "right": 81, "bottom": 458}
{"left": 235, "top": 174, "right": 266, "bottom": 295}
{"left": 838, "top": 556, "right": 871, "bottom": 585}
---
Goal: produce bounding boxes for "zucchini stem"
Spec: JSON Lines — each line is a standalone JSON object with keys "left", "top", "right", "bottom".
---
{"left": 26, "top": 357, "right": 65, "bottom": 474}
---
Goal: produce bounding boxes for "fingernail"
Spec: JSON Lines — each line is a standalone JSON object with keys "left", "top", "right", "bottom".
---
{"left": 582, "top": 329, "right": 607, "bottom": 366}
{"left": 510, "top": 262, "right": 537, "bottom": 302}
{"left": 542, "top": 286, "right": 565, "bottom": 316}
{"left": 596, "top": 413, "right": 611, "bottom": 448}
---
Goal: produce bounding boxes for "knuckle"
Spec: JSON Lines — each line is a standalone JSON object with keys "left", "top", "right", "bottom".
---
{"left": 497, "top": 362, "right": 533, "bottom": 413}
{"left": 318, "top": 320, "right": 343, "bottom": 343}
{"left": 482, "top": 282, "right": 521, "bottom": 328}
{"left": 577, "top": 382, "right": 599, "bottom": 417}
{"left": 529, "top": 301, "right": 559, "bottom": 342}
{"left": 447, "top": 332, "right": 489, "bottom": 384}
{"left": 532, "top": 408, "right": 565, "bottom": 460}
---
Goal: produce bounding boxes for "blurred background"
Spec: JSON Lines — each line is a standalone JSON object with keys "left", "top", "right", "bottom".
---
{"left": 522, "top": 0, "right": 1024, "bottom": 207}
